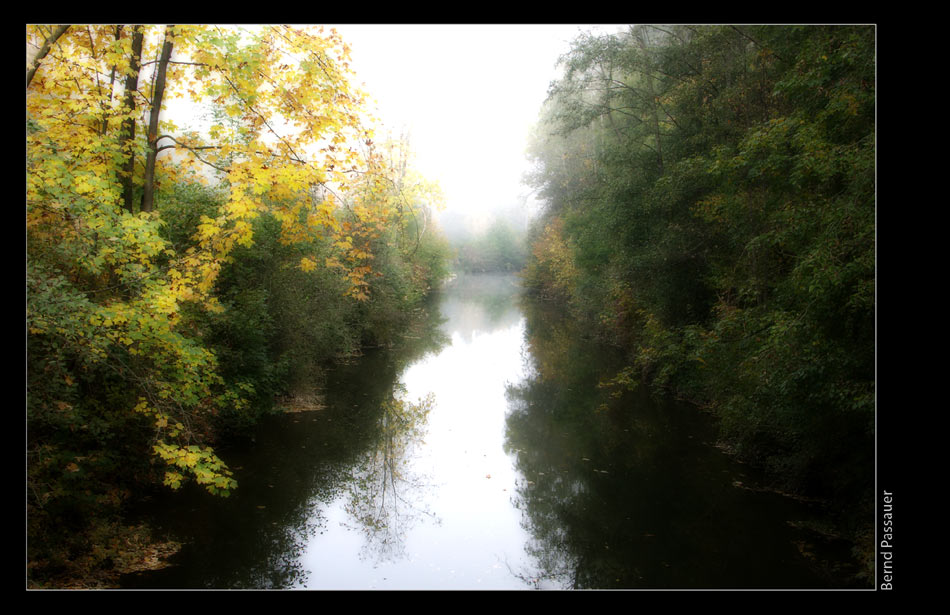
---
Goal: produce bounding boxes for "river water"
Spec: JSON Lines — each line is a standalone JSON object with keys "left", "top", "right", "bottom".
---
{"left": 121, "top": 273, "right": 856, "bottom": 590}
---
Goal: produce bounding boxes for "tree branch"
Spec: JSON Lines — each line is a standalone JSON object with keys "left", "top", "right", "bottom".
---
{"left": 27, "top": 25, "right": 70, "bottom": 87}
{"left": 730, "top": 25, "right": 786, "bottom": 64}
{"left": 155, "top": 135, "right": 231, "bottom": 173}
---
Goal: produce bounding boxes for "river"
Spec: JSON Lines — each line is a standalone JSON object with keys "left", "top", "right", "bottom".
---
{"left": 121, "top": 273, "right": 858, "bottom": 590}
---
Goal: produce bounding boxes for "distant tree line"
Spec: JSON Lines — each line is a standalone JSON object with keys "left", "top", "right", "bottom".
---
{"left": 452, "top": 216, "right": 528, "bottom": 273}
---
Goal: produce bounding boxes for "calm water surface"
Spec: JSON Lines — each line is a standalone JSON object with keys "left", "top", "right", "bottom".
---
{"left": 122, "top": 273, "right": 850, "bottom": 590}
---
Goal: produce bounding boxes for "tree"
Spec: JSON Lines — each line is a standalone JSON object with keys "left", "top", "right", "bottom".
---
{"left": 524, "top": 25, "right": 875, "bottom": 552}
{"left": 120, "top": 25, "right": 144, "bottom": 212}
{"left": 26, "top": 25, "right": 69, "bottom": 87}
{"left": 140, "top": 25, "right": 174, "bottom": 213}
{"left": 27, "top": 23, "right": 456, "bottom": 586}
{"left": 25, "top": 23, "right": 410, "bottom": 507}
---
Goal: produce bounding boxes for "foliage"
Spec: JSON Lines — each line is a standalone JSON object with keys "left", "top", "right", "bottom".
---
{"left": 524, "top": 25, "right": 875, "bottom": 535}
{"left": 26, "top": 24, "right": 450, "bottom": 586}
{"left": 453, "top": 216, "right": 528, "bottom": 273}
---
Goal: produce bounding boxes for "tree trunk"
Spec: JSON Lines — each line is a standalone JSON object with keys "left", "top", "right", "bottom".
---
{"left": 635, "top": 27, "right": 664, "bottom": 175}
{"left": 141, "top": 26, "right": 174, "bottom": 214}
{"left": 121, "top": 26, "right": 144, "bottom": 213}
{"left": 100, "top": 26, "right": 123, "bottom": 137}
{"left": 27, "top": 25, "right": 70, "bottom": 88}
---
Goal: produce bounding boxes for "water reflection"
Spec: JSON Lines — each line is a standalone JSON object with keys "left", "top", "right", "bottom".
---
{"left": 341, "top": 390, "right": 438, "bottom": 562}
{"left": 298, "top": 274, "right": 535, "bottom": 589}
{"left": 121, "top": 300, "right": 450, "bottom": 589}
{"left": 438, "top": 273, "right": 523, "bottom": 342}
{"left": 122, "top": 274, "right": 849, "bottom": 590}
{"left": 505, "top": 296, "right": 838, "bottom": 589}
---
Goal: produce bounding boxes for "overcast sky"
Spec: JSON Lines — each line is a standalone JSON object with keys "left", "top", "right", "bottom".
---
{"left": 331, "top": 24, "right": 616, "bottom": 223}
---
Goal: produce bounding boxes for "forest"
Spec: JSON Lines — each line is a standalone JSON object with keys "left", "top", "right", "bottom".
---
{"left": 27, "top": 24, "right": 875, "bottom": 589}
{"left": 522, "top": 23, "right": 875, "bottom": 566}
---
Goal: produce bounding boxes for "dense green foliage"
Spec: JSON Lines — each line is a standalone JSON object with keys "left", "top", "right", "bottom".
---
{"left": 162, "top": 181, "right": 452, "bottom": 433}
{"left": 523, "top": 25, "right": 874, "bottom": 543}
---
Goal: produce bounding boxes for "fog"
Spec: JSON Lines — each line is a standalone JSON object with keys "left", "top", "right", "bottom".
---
{"left": 332, "top": 25, "right": 615, "bottom": 234}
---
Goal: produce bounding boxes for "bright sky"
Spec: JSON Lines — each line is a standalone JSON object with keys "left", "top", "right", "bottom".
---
{"left": 331, "top": 24, "right": 611, "bottom": 223}
{"left": 165, "top": 25, "right": 623, "bottom": 225}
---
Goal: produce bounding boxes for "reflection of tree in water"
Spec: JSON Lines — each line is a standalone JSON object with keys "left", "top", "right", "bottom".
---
{"left": 439, "top": 274, "right": 522, "bottom": 343}
{"left": 505, "top": 468, "right": 582, "bottom": 590}
{"left": 501, "top": 296, "right": 617, "bottom": 588}
{"left": 343, "top": 389, "right": 438, "bottom": 562}
{"left": 211, "top": 500, "right": 328, "bottom": 588}
{"left": 121, "top": 304, "right": 450, "bottom": 589}
{"left": 504, "top": 296, "right": 843, "bottom": 589}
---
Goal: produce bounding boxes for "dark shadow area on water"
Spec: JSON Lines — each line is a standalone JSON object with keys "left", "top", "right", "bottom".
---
{"left": 503, "top": 295, "right": 868, "bottom": 589}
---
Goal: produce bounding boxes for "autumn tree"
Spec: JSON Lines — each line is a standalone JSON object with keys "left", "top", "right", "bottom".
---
{"left": 120, "top": 25, "right": 145, "bottom": 212}
{"left": 27, "top": 24, "right": 448, "bottom": 585}
{"left": 26, "top": 25, "right": 69, "bottom": 87}
{"left": 140, "top": 25, "right": 174, "bottom": 213}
